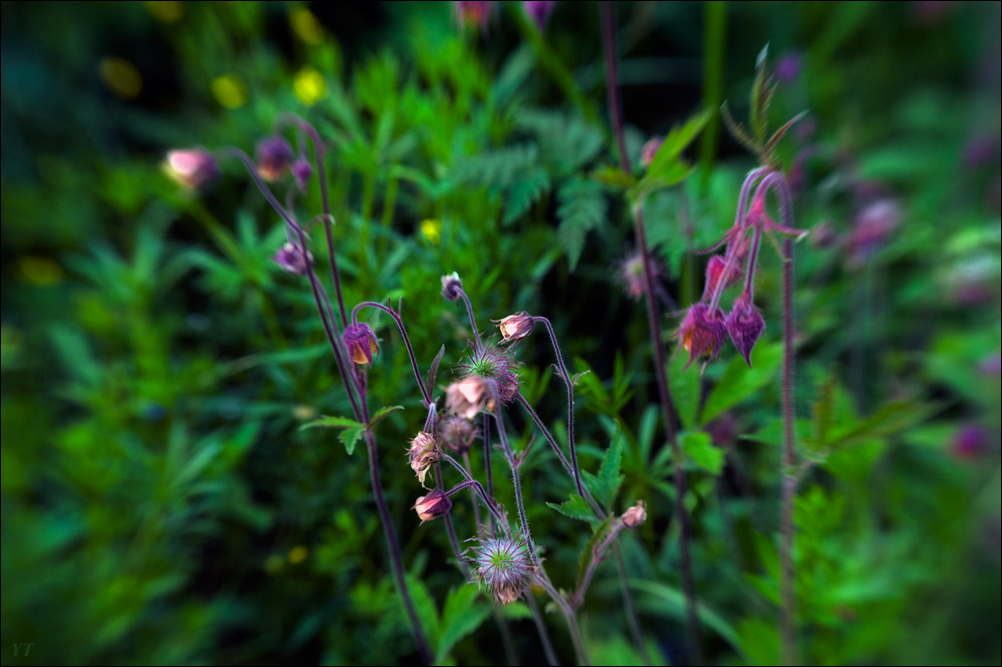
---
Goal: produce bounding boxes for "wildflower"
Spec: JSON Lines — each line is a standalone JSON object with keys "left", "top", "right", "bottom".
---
{"left": 846, "top": 198, "right": 900, "bottom": 268}
{"left": 291, "top": 158, "right": 312, "bottom": 192}
{"left": 677, "top": 304, "right": 727, "bottom": 369}
{"left": 414, "top": 489, "right": 452, "bottom": 522}
{"left": 446, "top": 377, "right": 489, "bottom": 420}
{"left": 774, "top": 52, "right": 802, "bottom": 85}
{"left": 702, "top": 254, "right": 744, "bottom": 302}
{"left": 408, "top": 431, "right": 441, "bottom": 487}
{"left": 495, "top": 312, "right": 534, "bottom": 343}
{"left": 441, "top": 272, "right": 464, "bottom": 301}
{"left": 164, "top": 148, "right": 219, "bottom": 190}
{"left": 256, "top": 135, "right": 294, "bottom": 182}
{"left": 951, "top": 424, "right": 991, "bottom": 460}
{"left": 640, "top": 136, "right": 664, "bottom": 168}
{"left": 622, "top": 501, "right": 647, "bottom": 529}
{"left": 456, "top": 1, "right": 493, "bottom": 32}
{"left": 726, "top": 291, "right": 766, "bottom": 366}
{"left": 343, "top": 323, "right": 379, "bottom": 365}
{"left": 438, "top": 415, "right": 478, "bottom": 455}
{"left": 524, "top": 1, "right": 557, "bottom": 32}
{"left": 456, "top": 343, "right": 521, "bottom": 405}
{"left": 272, "top": 242, "right": 313, "bottom": 275}
{"left": 466, "top": 534, "right": 535, "bottom": 605}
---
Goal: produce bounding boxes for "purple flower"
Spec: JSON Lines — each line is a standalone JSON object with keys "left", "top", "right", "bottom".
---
{"left": 272, "top": 242, "right": 313, "bottom": 275}
{"left": 441, "top": 272, "right": 464, "bottom": 302}
{"left": 343, "top": 323, "right": 379, "bottom": 365}
{"left": 677, "top": 304, "right": 727, "bottom": 370}
{"left": 164, "top": 148, "right": 219, "bottom": 190}
{"left": 495, "top": 312, "right": 534, "bottom": 343}
{"left": 255, "top": 135, "right": 294, "bottom": 182}
{"left": 726, "top": 292, "right": 765, "bottom": 367}
{"left": 775, "top": 52, "right": 802, "bottom": 85}
{"left": 524, "top": 1, "right": 557, "bottom": 32}
{"left": 291, "top": 158, "right": 312, "bottom": 192}
{"left": 951, "top": 424, "right": 991, "bottom": 460}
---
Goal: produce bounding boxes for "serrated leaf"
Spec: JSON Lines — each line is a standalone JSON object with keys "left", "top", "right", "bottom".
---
{"left": 824, "top": 400, "right": 937, "bottom": 451}
{"left": 594, "top": 429, "right": 626, "bottom": 508}
{"left": 451, "top": 144, "right": 539, "bottom": 188}
{"left": 680, "top": 430, "right": 724, "bottom": 475}
{"left": 546, "top": 494, "right": 596, "bottom": 523}
{"left": 301, "top": 415, "right": 366, "bottom": 431}
{"left": 338, "top": 428, "right": 364, "bottom": 455}
{"left": 435, "top": 586, "right": 491, "bottom": 663}
{"left": 699, "top": 342, "right": 783, "bottom": 425}
{"left": 557, "top": 179, "right": 606, "bottom": 270}
{"left": 503, "top": 167, "right": 551, "bottom": 226}
{"left": 368, "top": 405, "right": 404, "bottom": 429}
{"left": 645, "top": 109, "right": 711, "bottom": 178}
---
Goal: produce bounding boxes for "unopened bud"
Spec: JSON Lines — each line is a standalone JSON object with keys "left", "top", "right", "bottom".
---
{"left": 726, "top": 291, "right": 766, "bottom": 367}
{"left": 256, "top": 135, "right": 294, "bottom": 182}
{"left": 622, "top": 501, "right": 647, "bottom": 529}
{"left": 441, "top": 272, "right": 464, "bottom": 301}
{"left": 495, "top": 312, "right": 534, "bottom": 342}
{"left": 164, "top": 148, "right": 219, "bottom": 190}
{"left": 677, "top": 303, "right": 727, "bottom": 370}
{"left": 640, "top": 136, "right": 664, "bottom": 169}
{"left": 414, "top": 488, "right": 452, "bottom": 522}
{"left": 272, "top": 242, "right": 313, "bottom": 275}
{"left": 291, "top": 158, "right": 312, "bottom": 192}
{"left": 343, "top": 323, "right": 379, "bottom": 365}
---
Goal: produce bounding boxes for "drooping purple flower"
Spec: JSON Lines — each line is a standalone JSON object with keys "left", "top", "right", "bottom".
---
{"left": 726, "top": 291, "right": 766, "bottom": 367}
{"left": 164, "top": 148, "right": 219, "bottom": 190}
{"left": 495, "top": 312, "right": 534, "bottom": 343}
{"left": 343, "top": 322, "right": 379, "bottom": 365}
{"left": 414, "top": 488, "right": 452, "bottom": 522}
{"left": 677, "top": 303, "right": 727, "bottom": 370}
{"left": 950, "top": 424, "right": 991, "bottom": 460}
{"left": 272, "top": 242, "right": 313, "bottom": 275}
{"left": 256, "top": 135, "right": 294, "bottom": 182}
{"left": 524, "top": 1, "right": 557, "bottom": 32}
{"left": 441, "top": 272, "right": 464, "bottom": 301}
{"left": 291, "top": 157, "right": 313, "bottom": 192}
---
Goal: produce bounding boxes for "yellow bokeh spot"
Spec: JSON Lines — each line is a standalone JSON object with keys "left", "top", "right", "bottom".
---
{"left": 211, "top": 74, "right": 248, "bottom": 109}
{"left": 19, "top": 256, "right": 64, "bottom": 286}
{"left": 144, "top": 1, "right": 184, "bottom": 23}
{"left": 288, "top": 545, "right": 309, "bottom": 564}
{"left": 293, "top": 67, "right": 326, "bottom": 106}
{"left": 290, "top": 7, "right": 324, "bottom": 45}
{"left": 420, "top": 219, "right": 441, "bottom": 245}
{"left": 99, "top": 58, "right": 142, "bottom": 100}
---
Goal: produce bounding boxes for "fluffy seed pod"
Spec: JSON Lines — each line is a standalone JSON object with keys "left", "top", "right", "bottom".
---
{"left": 466, "top": 534, "right": 535, "bottom": 606}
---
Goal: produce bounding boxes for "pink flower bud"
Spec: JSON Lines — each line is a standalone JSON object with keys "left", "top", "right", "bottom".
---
{"left": 622, "top": 501, "right": 647, "bottom": 529}
{"left": 343, "top": 323, "right": 379, "bottom": 365}
{"left": 702, "top": 255, "right": 744, "bottom": 301}
{"left": 640, "top": 136, "right": 664, "bottom": 168}
{"left": 164, "top": 148, "right": 219, "bottom": 190}
{"left": 272, "top": 242, "right": 313, "bottom": 275}
{"left": 255, "top": 135, "right": 294, "bottom": 182}
{"left": 677, "top": 304, "right": 727, "bottom": 370}
{"left": 414, "top": 489, "right": 452, "bottom": 522}
{"left": 726, "top": 292, "right": 766, "bottom": 367}
{"left": 495, "top": 312, "right": 534, "bottom": 342}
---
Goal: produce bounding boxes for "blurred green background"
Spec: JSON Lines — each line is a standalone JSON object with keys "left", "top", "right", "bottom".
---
{"left": 2, "top": 1, "right": 1000, "bottom": 665}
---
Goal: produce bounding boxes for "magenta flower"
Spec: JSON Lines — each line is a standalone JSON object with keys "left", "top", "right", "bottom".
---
{"left": 343, "top": 323, "right": 379, "bottom": 365}
{"left": 272, "top": 242, "right": 313, "bottom": 275}
{"left": 677, "top": 304, "right": 727, "bottom": 369}
{"left": 164, "top": 148, "right": 219, "bottom": 190}
{"left": 524, "top": 1, "right": 557, "bottom": 32}
{"left": 726, "top": 291, "right": 766, "bottom": 366}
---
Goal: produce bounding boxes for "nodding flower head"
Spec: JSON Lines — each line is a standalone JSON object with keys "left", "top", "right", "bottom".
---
{"left": 677, "top": 304, "right": 727, "bottom": 370}
{"left": 291, "top": 157, "right": 312, "bottom": 192}
{"left": 456, "top": 343, "right": 520, "bottom": 406}
{"left": 441, "top": 272, "right": 464, "bottom": 302}
{"left": 164, "top": 148, "right": 219, "bottom": 190}
{"left": 622, "top": 501, "right": 647, "bottom": 529}
{"left": 495, "top": 312, "right": 534, "bottom": 343}
{"left": 414, "top": 488, "right": 452, "bottom": 522}
{"left": 446, "top": 377, "right": 489, "bottom": 420}
{"left": 272, "top": 242, "right": 313, "bottom": 275}
{"left": 255, "top": 135, "right": 294, "bottom": 182}
{"left": 523, "top": 1, "right": 557, "bottom": 32}
{"left": 466, "top": 533, "right": 535, "bottom": 605}
{"left": 726, "top": 291, "right": 766, "bottom": 367}
{"left": 438, "top": 414, "right": 478, "bottom": 455}
{"left": 407, "top": 431, "right": 440, "bottom": 487}
{"left": 702, "top": 254, "right": 745, "bottom": 301}
{"left": 343, "top": 323, "right": 379, "bottom": 365}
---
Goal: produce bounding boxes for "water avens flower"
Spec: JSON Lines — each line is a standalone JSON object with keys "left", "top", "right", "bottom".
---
{"left": 466, "top": 534, "right": 535, "bottom": 605}
{"left": 272, "top": 242, "right": 313, "bottom": 275}
{"left": 438, "top": 415, "right": 478, "bottom": 455}
{"left": 622, "top": 501, "right": 647, "bottom": 530}
{"left": 291, "top": 157, "right": 312, "bottom": 192}
{"left": 445, "top": 377, "right": 488, "bottom": 420}
{"left": 677, "top": 304, "right": 727, "bottom": 369}
{"left": 343, "top": 323, "right": 379, "bottom": 365}
{"left": 164, "top": 148, "right": 219, "bottom": 190}
{"left": 726, "top": 291, "right": 766, "bottom": 367}
{"left": 456, "top": 342, "right": 520, "bottom": 405}
{"left": 495, "top": 312, "right": 534, "bottom": 343}
{"left": 441, "top": 272, "right": 464, "bottom": 302}
{"left": 256, "top": 135, "right": 294, "bottom": 182}
{"left": 414, "top": 489, "right": 452, "bottom": 522}
{"left": 408, "top": 431, "right": 440, "bottom": 487}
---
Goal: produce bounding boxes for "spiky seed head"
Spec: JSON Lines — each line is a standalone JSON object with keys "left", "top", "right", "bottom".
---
{"left": 466, "top": 534, "right": 535, "bottom": 606}
{"left": 455, "top": 343, "right": 520, "bottom": 405}
{"left": 438, "top": 415, "right": 478, "bottom": 455}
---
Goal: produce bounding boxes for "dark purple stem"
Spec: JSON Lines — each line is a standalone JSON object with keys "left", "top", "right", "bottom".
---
{"left": 483, "top": 414, "right": 496, "bottom": 532}
{"left": 352, "top": 301, "right": 432, "bottom": 406}
{"left": 601, "top": 4, "right": 702, "bottom": 662}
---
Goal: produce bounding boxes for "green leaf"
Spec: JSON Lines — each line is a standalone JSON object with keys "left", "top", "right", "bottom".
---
{"left": 823, "top": 400, "right": 938, "bottom": 451}
{"left": 629, "top": 579, "right": 740, "bottom": 651}
{"left": 645, "top": 109, "right": 711, "bottom": 178}
{"left": 435, "top": 586, "right": 491, "bottom": 663}
{"left": 591, "top": 165, "right": 636, "bottom": 190}
{"left": 594, "top": 428, "right": 627, "bottom": 508}
{"left": 503, "top": 167, "right": 551, "bottom": 226}
{"left": 679, "top": 431, "right": 724, "bottom": 475}
{"left": 368, "top": 405, "right": 404, "bottom": 429}
{"left": 557, "top": 179, "right": 607, "bottom": 270}
{"left": 338, "top": 429, "right": 365, "bottom": 456}
{"left": 667, "top": 350, "right": 702, "bottom": 431}
{"left": 301, "top": 415, "right": 367, "bottom": 455}
{"left": 451, "top": 144, "right": 539, "bottom": 188}
{"left": 546, "top": 494, "right": 597, "bottom": 523}
{"left": 699, "top": 342, "right": 783, "bottom": 425}
{"left": 577, "top": 515, "right": 615, "bottom": 585}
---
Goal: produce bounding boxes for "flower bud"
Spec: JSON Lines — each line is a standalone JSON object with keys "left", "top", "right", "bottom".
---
{"left": 677, "top": 303, "right": 727, "bottom": 370}
{"left": 495, "top": 312, "right": 534, "bottom": 342}
{"left": 456, "top": 1, "right": 494, "bottom": 31}
{"left": 441, "top": 272, "right": 464, "bottom": 301}
{"left": 523, "top": 1, "right": 556, "bottom": 32}
{"left": 256, "top": 135, "right": 294, "bottom": 182}
{"left": 466, "top": 534, "right": 535, "bottom": 606}
{"left": 164, "top": 148, "right": 219, "bottom": 190}
{"left": 291, "top": 158, "right": 313, "bottom": 192}
{"left": 726, "top": 292, "right": 766, "bottom": 367}
{"left": 272, "top": 242, "right": 313, "bottom": 275}
{"left": 343, "top": 323, "right": 379, "bottom": 365}
{"left": 951, "top": 424, "right": 991, "bottom": 460}
{"left": 438, "top": 415, "right": 478, "bottom": 455}
{"left": 408, "top": 431, "right": 441, "bottom": 486}
{"left": 702, "top": 255, "right": 744, "bottom": 301}
{"left": 640, "top": 136, "right": 664, "bottom": 168}
{"left": 622, "top": 501, "right": 647, "bottom": 530}
{"left": 414, "top": 489, "right": 452, "bottom": 522}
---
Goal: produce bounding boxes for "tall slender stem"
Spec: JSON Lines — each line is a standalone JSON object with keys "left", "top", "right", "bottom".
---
{"left": 601, "top": 4, "right": 703, "bottom": 661}
{"left": 483, "top": 414, "right": 496, "bottom": 532}
{"left": 352, "top": 301, "right": 432, "bottom": 406}
{"left": 781, "top": 236, "right": 798, "bottom": 667}
{"left": 462, "top": 452, "right": 483, "bottom": 528}
{"left": 532, "top": 316, "right": 584, "bottom": 498}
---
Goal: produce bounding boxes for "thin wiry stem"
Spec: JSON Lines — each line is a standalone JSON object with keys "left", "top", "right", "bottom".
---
{"left": 601, "top": 3, "right": 702, "bottom": 661}
{"left": 352, "top": 300, "right": 432, "bottom": 406}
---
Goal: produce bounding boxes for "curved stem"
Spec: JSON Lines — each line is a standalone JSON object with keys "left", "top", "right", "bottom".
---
{"left": 442, "top": 454, "right": 508, "bottom": 529}
{"left": 462, "top": 452, "right": 483, "bottom": 528}
{"left": 532, "top": 316, "right": 584, "bottom": 498}
{"left": 459, "top": 291, "right": 483, "bottom": 353}
{"left": 601, "top": 5, "right": 703, "bottom": 662}
{"left": 352, "top": 301, "right": 432, "bottom": 406}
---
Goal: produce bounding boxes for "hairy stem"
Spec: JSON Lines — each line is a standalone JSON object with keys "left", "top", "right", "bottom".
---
{"left": 352, "top": 301, "right": 432, "bottom": 406}
{"left": 601, "top": 4, "right": 702, "bottom": 661}
{"left": 781, "top": 216, "right": 798, "bottom": 666}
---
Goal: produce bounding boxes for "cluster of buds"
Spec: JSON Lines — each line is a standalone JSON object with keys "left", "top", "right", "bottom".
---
{"left": 408, "top": 431, "right": 441, "bottom": 486}
{"left": 678, "top": 169, "right": 805, "bottom": 369}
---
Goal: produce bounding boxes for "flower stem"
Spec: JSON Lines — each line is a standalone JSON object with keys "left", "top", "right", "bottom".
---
{"left": 352, "top": 300, "right": 432, "bottom": 406}
{"left": 526, "top": 594, "right": 561, "bottom": 666}
{"left": 781, "top": 211, "right": 798, "bottom": 667}
{"left": 601, "top": 4, "right": 702, "bottom": 661}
